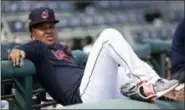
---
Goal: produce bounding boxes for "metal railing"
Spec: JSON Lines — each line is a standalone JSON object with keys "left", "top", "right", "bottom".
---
{"left": 1, "top": 60, "right": 59, "bottom": 110}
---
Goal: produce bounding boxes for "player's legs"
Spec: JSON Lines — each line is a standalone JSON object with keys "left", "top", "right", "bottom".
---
{"left": 80, "top": 28, "right": 160, "bottom": 103}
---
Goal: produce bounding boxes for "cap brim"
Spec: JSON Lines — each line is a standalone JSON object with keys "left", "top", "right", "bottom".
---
{"left": 29, "top": 20, "right": 59, "bottom": 27}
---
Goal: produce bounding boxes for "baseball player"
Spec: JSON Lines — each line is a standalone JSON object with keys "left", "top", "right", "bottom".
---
{"left": 164, "top": 17, "right": 184, "bottom": 101}
{"left": 171, "top": 17, "right": 184, "bottom": 83}
{"left": 8, "top": 7, "right": 183, "bottom": 105}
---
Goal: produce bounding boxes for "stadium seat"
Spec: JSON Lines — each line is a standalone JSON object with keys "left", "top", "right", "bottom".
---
{"left": 133, "top": 43, "right": 151, "bottom": 59}
{"left": 142, "top": 39, "right": 171, "bottom": 54}
{"left": 129, "top": 24, "right": 178, "bottom": 78}
{"left": 71, "top": 50, "right": 88, "bottom": 69}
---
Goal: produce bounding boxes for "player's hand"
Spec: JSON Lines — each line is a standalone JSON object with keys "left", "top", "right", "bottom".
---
{"left": 164, "top": 84, "right": 184, "bottom": 101}
{"left": 8, "top": 49, "right": 25, "bottom": 67}
{"left": 60, "top": 42, "right": 73, "bottom": 57}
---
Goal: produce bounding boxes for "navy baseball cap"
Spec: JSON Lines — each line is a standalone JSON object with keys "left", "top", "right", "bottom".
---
{"left": 28, "top": 7, "right": 59, "bottom": 27}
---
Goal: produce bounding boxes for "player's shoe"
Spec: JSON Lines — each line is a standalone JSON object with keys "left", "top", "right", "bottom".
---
{"left": 120, "top": 79, "right": 179, "bottom": 102}
{"left": 153, "top": 78, "right": 179, "bottom": 98}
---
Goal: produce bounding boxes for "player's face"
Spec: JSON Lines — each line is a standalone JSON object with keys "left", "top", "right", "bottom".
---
{"left": 31, "top": 22, "right": 58, "bottom": 46}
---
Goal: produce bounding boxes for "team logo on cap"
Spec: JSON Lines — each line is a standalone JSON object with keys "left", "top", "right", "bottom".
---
{"left": 41, "top": 10, "right": 49, "bottom": 19}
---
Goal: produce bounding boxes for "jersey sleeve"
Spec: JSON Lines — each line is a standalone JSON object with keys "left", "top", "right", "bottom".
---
{"left": 16, "top": 40, "right": 46, "bottom": 59}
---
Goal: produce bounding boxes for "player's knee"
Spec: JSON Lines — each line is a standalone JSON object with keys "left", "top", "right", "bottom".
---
{"left": 99, "top": 28, "right": 124, "bottom": 40}
{"left": 101, "top": 28, "right": 121, "bottom": 36}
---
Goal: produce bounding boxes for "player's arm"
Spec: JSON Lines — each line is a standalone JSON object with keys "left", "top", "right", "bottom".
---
{"left": 8, "top": 40, "right": 45, "bottom": 67}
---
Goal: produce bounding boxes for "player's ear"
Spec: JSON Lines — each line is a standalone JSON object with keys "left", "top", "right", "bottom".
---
{"left": 32, "top": 34, "right": 36, "bottom": 40}
{"left": 29, "top": 26, "right": 36, "bottom": 40}
{"left": 30, "top": 32, "right": 35, "bottom": 40}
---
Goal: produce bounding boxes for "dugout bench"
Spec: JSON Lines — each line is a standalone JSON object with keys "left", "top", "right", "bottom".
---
{"left": 1, "top": 59, "right": 184, "bottom": 110}
{"left": 65, "top": 98, "right": 184, "bottom": 109}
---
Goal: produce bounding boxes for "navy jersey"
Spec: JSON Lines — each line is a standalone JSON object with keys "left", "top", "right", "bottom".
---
{"left": 171, "top": 18, "right": 185, "bottom": 74}
{"left": 17, "top": 40, "right": 83, "bottom": 105}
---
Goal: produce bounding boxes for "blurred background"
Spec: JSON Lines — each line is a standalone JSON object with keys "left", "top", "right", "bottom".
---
{"left": 1, "top": 1, "right": 184, "bottom": 109}
{"left": 1, "top": 1, "right": 184, "bottom": 48}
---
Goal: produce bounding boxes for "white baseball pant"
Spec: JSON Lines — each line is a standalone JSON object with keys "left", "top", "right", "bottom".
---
{"left": 79, "top": 28, "right": 160, "bottom": 103}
